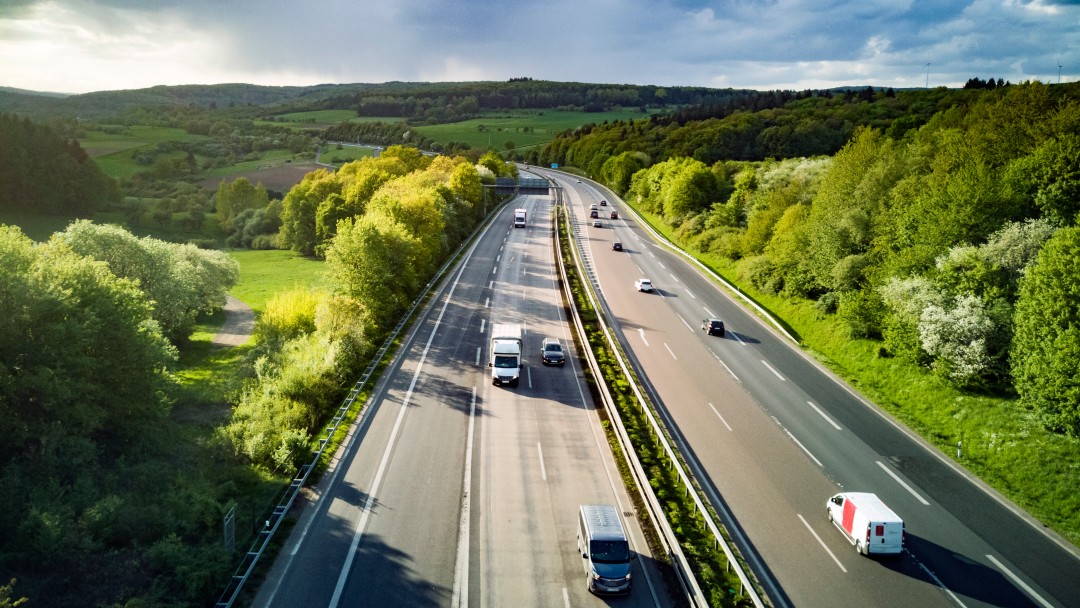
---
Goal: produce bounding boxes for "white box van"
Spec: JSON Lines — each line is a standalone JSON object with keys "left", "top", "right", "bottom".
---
{"left": 577, "top": 505, "right": 632, "bottom": 594}
{"left": 826, "top": 492, "right": 904, "bottom": 555}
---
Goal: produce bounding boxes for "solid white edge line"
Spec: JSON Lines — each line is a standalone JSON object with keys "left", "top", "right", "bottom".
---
{"left": 797, "top": 513, "right": 847, "bottom": 573}
{"left": 328, "top": 254, "right": 463, "bottom": 608}
{"left": 328, "top": 357, "right": 420, "bottom": 607}
{"left": 786, "top": 430, "right": 823, "bottom": 467}
{"left": 450, "top": 387, "right": 477, "bottom": 608}
{"left": 985, "top": 554, "right": 1055, "bottom": 608}
{"left": 807, "top": 401, "right": 842, "bottom": 430}
{"left": 876, "top": 461, "right": 931, "bottom": 505}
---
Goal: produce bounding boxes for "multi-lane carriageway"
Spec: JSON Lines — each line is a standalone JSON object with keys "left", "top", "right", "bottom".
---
{"left": 254, "top": 195, "right": 673, "bottom": 607}
{"left": 546, "top": 170, "right": 1080, "bottom": 608}
{"left": 253, "top": 172, "right": 1080, "bottom": 608}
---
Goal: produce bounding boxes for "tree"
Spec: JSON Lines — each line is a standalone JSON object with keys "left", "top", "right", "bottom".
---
{"left": 215, "top": 177, "right": 269, "bottom": 232}
{"left": 324, "top": 214, "right": 420, "bottom": 331}
{"left": 1012, "top": 226, "right": 1080, "bottom": 436}
{"left": 280, "top": 169, "right": 341, "bottom": 256}
{"left": 0, "top": 225, "right": 176, "bottom": 460}
{"left": 57, "top": 221, "right": 238, "bottom": 341}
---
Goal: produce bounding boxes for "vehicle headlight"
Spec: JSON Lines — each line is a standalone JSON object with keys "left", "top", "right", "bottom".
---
{"left": 591, "top": 571, "right": 601, "bottom": 580}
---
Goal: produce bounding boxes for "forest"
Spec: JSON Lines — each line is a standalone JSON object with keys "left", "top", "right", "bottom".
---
{"left": 0, "top": 123, "right": 510, "bottom": 604}
{"left": 2, "top": 77, "right": 1079, "bottom": 605}
{"left": 541, "top": 81, "right": 1080, "bottom": 436}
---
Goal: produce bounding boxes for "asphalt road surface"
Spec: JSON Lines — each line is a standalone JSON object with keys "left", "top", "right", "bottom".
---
{"left": 540, "top": 170, "right": 1080, "bottom": 608}
{"left": 253, "top": 198, "right": 677, "bottom": 608}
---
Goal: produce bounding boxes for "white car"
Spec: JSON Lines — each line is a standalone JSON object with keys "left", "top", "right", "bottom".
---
{"left": 634, "top": 278, "right": 654, "bottom": 292}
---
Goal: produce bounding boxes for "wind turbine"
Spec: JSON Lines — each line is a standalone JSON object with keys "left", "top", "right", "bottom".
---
{"left": 925, "top": 62, "right": 931, "bottom": 88}
{"left": 1059, "top": 61, "right": 1063, "bottom": 84}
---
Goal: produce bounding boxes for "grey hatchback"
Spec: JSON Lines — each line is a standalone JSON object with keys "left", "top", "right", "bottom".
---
{"left": 541, "top": 338, "right": 566, "bottom": 365}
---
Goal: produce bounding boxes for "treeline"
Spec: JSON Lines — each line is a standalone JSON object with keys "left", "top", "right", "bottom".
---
{"left": 0, "top": 223, "right": 240, "bottom": 606}
{"left": 602, "top": 82, "right": 1080, "bottom": 434}
{"left": 529, "top": 85, "right": 1003, "bottom": 170}
{"left": 226, "top": 146, "right": 510, "bottom": 469}
{"left": 0, "top": 113, "right": 119, "bottom": 215}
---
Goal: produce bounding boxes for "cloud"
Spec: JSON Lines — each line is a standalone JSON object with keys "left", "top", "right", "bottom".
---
{"left": 0, "top": 0, "right": 1076, "bottom": 93}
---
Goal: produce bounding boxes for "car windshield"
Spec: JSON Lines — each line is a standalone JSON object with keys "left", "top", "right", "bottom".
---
{"left": 589, "top": 540, "right": 630, "bottom": 563}
{"left": 494, "top": 355, "right": 517, "bottom": 368}
{"left": 545, "top": 344, "right": 562, "bottom": 353}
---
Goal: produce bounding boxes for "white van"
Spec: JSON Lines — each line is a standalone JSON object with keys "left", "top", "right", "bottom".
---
{"left": 577, "top": 504, "right": 632, "bottom": 594}
{"left": 826, "top": 492, "right": 904, "bottom": 555}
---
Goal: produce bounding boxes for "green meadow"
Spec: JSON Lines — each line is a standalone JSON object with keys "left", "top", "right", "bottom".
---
{"left": 413, "top": 109, "right": 655, "bottom": 151}
{"left": 228, "top": 248, "right": 327, "bottom": 312}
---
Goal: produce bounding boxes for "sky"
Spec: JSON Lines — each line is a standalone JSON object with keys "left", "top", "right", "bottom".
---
{"left": 0, "top": 0, "right": 1077, "bottom": 95}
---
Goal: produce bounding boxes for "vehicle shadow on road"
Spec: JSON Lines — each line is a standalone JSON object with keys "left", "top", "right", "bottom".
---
{"left": 882, "top": 534, "right": 1036, "bottom": 607}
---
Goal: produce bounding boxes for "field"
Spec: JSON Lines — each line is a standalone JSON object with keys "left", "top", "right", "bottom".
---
{"left": 199, "top": 156, "right": 321, "bottom": 195}
{"left": 317, "top": 143, "right": 378, "bottom": 166}
{"left": 79, "top": 125, "right": 208, "bottom": 157}
{"left": 255, "top": 110, "right": 405, "bottom": 130}
{"left": 412, "top": 109, "right": 656, "bottom": 151}
{"left": 228, "top": 248, "right": 327, "bottom": 312}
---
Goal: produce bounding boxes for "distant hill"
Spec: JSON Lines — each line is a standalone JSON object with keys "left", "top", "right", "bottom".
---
{"left": 0, "top": 80, "right": 765, "bottom": 121}
{"left": 0, "top": 85, "right": 71, "bottom": 97}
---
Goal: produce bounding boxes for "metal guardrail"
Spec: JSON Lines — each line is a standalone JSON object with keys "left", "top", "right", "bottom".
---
{"left": 553, "top": 180, "right": 765, "bottom": 608}
{"left": 214, "top": 197, "right": 516, "bottom": 608}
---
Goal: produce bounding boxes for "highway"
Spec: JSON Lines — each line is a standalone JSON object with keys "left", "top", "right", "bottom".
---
{"left": 542, "top": 170, "right": 1080, "bottom": 608}
{"left": 253, "top": 196, "right": 675, "bottom": 607}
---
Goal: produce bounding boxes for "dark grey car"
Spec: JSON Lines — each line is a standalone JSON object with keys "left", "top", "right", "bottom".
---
{"left": 702, "top": 318, "right": 725, "bottom": 336}
{"left": 541, "top": 338, "right": 566, "bottom": 365}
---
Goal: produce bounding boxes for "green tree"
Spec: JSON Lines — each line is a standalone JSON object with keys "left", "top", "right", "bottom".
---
{"left": 215, "top": 177, "right": 270, "bottom": 232}
{"left": 324, "top": 214, "right": 420, "bottom": 331}
{"left": 1012, "top": 226, "right": 1080, "bottom": 436}
{"left": 57, "top": 221, "right": 238, "bottom": 341}
{"left": 280, "top": 169, "right": 342, "bottom": 256}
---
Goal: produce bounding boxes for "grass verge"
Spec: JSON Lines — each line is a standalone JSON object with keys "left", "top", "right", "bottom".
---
{"left": 627, "top": 202, "right": 1080, "bottom": 547}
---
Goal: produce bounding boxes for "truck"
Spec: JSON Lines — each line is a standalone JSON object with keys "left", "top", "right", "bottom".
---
{"left": 489, "top": 323, "right": 523, "bottom": 386}
{"left": 513, "top": 208, "right": 527, "bottom": 228}
{"left": 826, "top": 492, "right": 904, "bottom": 556}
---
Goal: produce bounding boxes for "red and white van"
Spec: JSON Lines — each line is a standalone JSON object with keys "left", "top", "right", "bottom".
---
{"left": 826, "top": 492, "right": 904, "bottom": 556}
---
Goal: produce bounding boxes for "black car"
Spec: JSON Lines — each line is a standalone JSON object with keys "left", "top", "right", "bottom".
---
{"left": 541, "top": 338, "right": 565, "bottom": 365}
{"left": 612, "top": 241, "right": 623, "bottom": 251}
{"left": 702, "top": 318, "right": 725, "bottom": 336}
